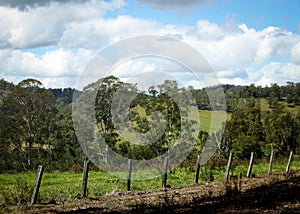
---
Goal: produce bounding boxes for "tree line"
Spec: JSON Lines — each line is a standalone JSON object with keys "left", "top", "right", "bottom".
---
{"left": 222, "top": 99, "right": 300, "bottom": 160}
{"left": 0, "top": 77, "right": 299, "bottom": 173}
{"left": 191, "top": 82, "right": 300, "bottom": 111}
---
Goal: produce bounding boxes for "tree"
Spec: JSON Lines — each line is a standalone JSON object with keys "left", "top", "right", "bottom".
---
{"left": 0, "top": 114, "right": 23, "bottom": 172}
{"left": 73, "top": 75, "right": 129, "bottom": 164}
{"left": 221, "top": 99, "right": 263, "bottom": 158}
{"left": 139, "top": 80, "right": 199, "bottom": 164}
{"left": 2, "top": 79, "right": 57, "bottom": 170}
{"left": 51, "top": 103, "right": 84, "bottom": 171}
{"left": 232, "top": 135, "right": 262, "bottom": 159}
{"left": 225, "top": 91, "right": 239, "bottom": 112}
{"left": 263, "top": 103, "right": 299, "bottom": 155}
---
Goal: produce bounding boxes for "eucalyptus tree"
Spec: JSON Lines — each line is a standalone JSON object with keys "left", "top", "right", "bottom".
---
{"left": 73, "top": 75, "right": 131, "bottom": 164}
{"left": 2, "top": 78, "right": 57, "bottom": 170}
{"left": 131, "top": 80, "right": 200, "bottom": 164}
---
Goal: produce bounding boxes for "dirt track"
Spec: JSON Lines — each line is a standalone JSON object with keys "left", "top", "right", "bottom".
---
{"left": 7, "top": 171, "right": 300, "bottom": 214}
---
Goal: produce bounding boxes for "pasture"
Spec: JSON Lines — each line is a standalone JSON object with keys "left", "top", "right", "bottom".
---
{"left": 0, "top": 157, "right": 299, "bottom": 205}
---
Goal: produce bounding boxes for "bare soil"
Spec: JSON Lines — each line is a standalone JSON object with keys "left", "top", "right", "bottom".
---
{"left": 4, "top": 171, "right": 300, "bottom": 214}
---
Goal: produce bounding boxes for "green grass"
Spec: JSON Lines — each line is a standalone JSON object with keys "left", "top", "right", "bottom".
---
{"left": 1, "top": 159, "right": 299, "bottom": 205}
{"left": 199, "top": 110, "right": 230, "bottom": 133}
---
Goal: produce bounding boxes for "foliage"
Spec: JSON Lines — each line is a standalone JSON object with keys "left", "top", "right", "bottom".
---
{"left": 0, "top": 79, "right": 82, "bottom": 172}
{"left": 221, "top": 98, "right": 300, "bottom": 159}
{"left": 0, "top": 76, "right": 300, "bottom": 174}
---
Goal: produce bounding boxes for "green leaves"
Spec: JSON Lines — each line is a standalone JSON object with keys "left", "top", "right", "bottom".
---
{"left": 1, "top": 78, "right": 58, "bottom": 170}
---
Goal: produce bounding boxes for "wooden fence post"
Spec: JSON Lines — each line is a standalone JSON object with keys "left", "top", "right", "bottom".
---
{"left": 126, "top": 159, "right": 133, "bottom": 191}
{"left": 224, "top": 152, "right": 233, "bottom": 182}
{"left": 268, "top": 150, "right": 275, "bottom": 175}
{"left": 31, "top": 165, "right": 44, "bottom": 204}
{"left": 194, "top": 155, "right": 201, "bottom": 184}
{"left": 162, "top": 157, "right": 169, "bottom": 188}
{"left": 286, "top": 151, "right": 293, "bottom": 174}
{"left": 82, "top": 160, "right": 89, "bottom": 197}
{"left": 246, "top": 152, "right": 254, "bottom": 178}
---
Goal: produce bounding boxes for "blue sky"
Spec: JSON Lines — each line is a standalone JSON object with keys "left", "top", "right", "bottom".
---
{"left": 0, "top": 0, "right": 299, "bottom": 89}
{"left": 125, "top": 0, "right": 300, "bottom": 32}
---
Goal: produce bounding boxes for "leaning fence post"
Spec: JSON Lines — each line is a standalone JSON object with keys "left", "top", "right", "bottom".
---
{"left": 224, "top": 152, "right": 233, "bottom": 182}
{"left": 126, "top": 159, "right": 133, "bottom": 191}
{"left": 286, "top": 151, "right": 293, "bottom": 174}
{"left": 194, "top": 155, "right": 201, "bottom": 184}
{"left": 82, "top": 160, "right": 89, "bottom": 197}
{"left": 268, "top": 149, "right": 275, "bottom": 175}
{"left": 246, "top": 152, "right": 254, "bottom": 178}
{"left": 162, "top": 157, "right": 169, "bottom": 188}
{"left": 31, "top": 165, "right": 44, "bottom": 204}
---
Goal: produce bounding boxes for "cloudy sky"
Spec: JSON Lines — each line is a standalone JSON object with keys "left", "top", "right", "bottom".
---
{"left": 0, "top": 0, "right": 300, "bottom": 89}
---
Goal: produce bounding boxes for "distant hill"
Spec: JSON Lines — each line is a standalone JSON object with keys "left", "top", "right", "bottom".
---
{"left": 49, "top": 88, "right": 82, "bottom": 104}
{"left": 0, "top": 77, "right": 82, "bottom": 105}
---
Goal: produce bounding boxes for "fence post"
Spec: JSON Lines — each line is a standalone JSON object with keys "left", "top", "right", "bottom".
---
{"left": 224, "top": 152, "right": 233, "bottom": 182}
{"left": 268, "top": 149, "right": 275, "bottom": 175}
{"left": 82, "top": 160, "right": 89, "bottom": 197}
{"left": 194, "top": 155, "right": 201, "bottom": 184}
{"left": 246, "top": 152, "right": 254, "bottom": 178}
{"left": 286, "top": 151, "right": 293, "bottom": 174}
{"left": 126, "top": 159, "right": 133, "bottom": 191}
{"left": 31, "top": 165, "right": 44, "bottom": 204}
{"left": 162, "top": 157, "right": 169, "bottom": 188}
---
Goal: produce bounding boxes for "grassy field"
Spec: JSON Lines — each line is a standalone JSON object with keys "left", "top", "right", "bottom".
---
{"left": 0, "top": 158, "right": 299, "bottom": 205}
{"left": 198, "top": 110, "right": 230, "bottom": 133}
{"left": 132, "top": 104, "right": 230, "bottom": 134}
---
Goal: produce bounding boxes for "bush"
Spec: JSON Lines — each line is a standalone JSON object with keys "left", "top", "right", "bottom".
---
{"left": 200, "top": 165, "right": 214, "bottom": 182}
{"left": 232, "top": 135, "right": 262, "bottom": 159}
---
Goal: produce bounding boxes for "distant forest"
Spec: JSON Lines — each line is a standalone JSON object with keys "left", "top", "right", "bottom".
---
{"left": 0, "top": 77, "right": 300, "bottom": 173}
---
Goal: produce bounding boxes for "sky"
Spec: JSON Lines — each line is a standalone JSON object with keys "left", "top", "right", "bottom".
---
{"left": 0, "top": 0, "right": 300, "bottom": 89}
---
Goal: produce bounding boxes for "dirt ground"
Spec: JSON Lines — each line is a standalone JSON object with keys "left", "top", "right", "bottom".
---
{"left": 4, "top": 171, "right": 300, "bottom": 214}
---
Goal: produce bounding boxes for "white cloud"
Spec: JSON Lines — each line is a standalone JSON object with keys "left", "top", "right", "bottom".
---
{"left": 291, "top": 42, "right": 300, "bottom": 65}
{"left": 58, "top": 20, "right": 109, "bottom": 49}
{"left": 0, "top": 48, "right": 94, "bottom": 88}
{"left": 187, "top": 20, "right": 225, "bottom": 40}
{"left": 216, "top": 77, "right": 249, "bottom": 86}
{"left": 254, "top": 62, "right": 300, "bottom": 86}
{"left": 182, "top": 22, "right": 300, "bottom": 87}
{"left": 0, "top": 1, "right": 300, "bottom": 89}
{"left": 58, "top": 15, "right": 161, "bottom": 49}
{"left": 254, "top": 27, "right": 297, "bottom": 64}
{"left": 185, "top": 23, "right": 300, "bottom": 71}
{"left": 111, "top": 58, "right": 159, "bottom": 78}
{"left": 0, "top": 0, "right": 126, "bottom": 48}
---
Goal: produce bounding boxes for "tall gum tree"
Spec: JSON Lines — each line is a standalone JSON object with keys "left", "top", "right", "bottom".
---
{"left": 2, "top": 78, "right": 57, "bottom": 170}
